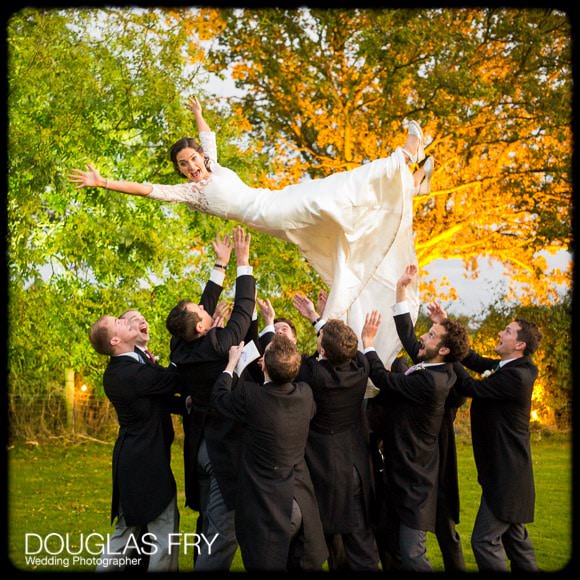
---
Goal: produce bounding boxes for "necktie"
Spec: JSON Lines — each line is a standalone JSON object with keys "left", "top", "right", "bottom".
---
{"left": 404, "top": 362, "right": 425, "bottom": 375}
{"left": 144, "top": 348, "right": 156, "bottom": 363}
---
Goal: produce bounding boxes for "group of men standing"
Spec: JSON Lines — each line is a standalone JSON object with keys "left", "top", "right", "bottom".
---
{"left": 89, "top": 226, "right": 542, "bottom": 573}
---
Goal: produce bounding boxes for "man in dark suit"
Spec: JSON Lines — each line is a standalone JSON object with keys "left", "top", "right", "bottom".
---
{"left": 360, "top": 274, "right": 470, "bottom": 572}
{"left": 88, "top": 313, "right": 181, "bottom": 571}
{"left": 165, "top": 226, "right": 256, "bottom": 571}
{"left": 439, "top": 304, "right": 542, "bottom": 572}
{"left": 289, "top": 294, "right": 379, "bottom": 571}
{"left": 211, "top": 335, "right": 329, "bottom": 571}
{"left": 388, "top": 265, "right": 466, "bottom": 571}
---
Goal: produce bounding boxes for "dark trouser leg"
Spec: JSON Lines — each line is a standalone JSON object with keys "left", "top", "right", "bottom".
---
{"left": 435, "top": 494, "right": 465, "bottom": 571}
{"left": 325, "top": 534, "right": 349, "bottom": 571}
{"left": 471, "top": 494, "right": 511, "bottom": 572}
{"left": 502, "top": 523, "right": 538, "bottom": 572}
{"left": 194, "top": 438, "right": 237, "bottom": 571}
{"left": 341, "top": 466, "right": 380, "bottom": 571}
{"left": 399, "top": 523, "right": 432, "bottom": 571}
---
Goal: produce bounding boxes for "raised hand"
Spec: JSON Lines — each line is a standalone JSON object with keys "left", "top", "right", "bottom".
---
{"left": 316, "top": 289, "right": 328, "bottom": 316}
{"left": 211, "top": 301, "right": 233, "bottom": 328}
{"left": 292, "top": 293, "right": 319, "bottom": 323}
{"left": 257, "top": 297, "right": 275, "bottom": 326}
{"left": 233, "top": 226, "right": 251, "bottom": 266}
{"left": 426, "top": 301, "right": 448, "bottom": 323}
{"left": 361, "top": 310, "right": 382, "bottom": 348}
{"left": 397, "top": 264, "right": 418, "bottom": 288}
{"left": 187, "top": 96, "right": 203, "bottom": 117}
{"left": 212, "top": 233, "right": 232, "bottom": 266}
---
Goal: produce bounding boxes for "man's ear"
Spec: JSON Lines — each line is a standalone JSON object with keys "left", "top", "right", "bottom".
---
{"left": 110, "top": 335, "right": 120, "bottom": 348}
{"left": 514, "top": 339, "right": 526, "bottom": 353}
{"left": 438, "top": 345, "right": 450, "bottom": 358}
{"left": 196, "top": 321, "right": 206, "bottom": 336}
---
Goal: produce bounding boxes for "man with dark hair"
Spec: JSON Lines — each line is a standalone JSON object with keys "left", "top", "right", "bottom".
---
{"left": 88, "top": 314, "right": 181, "bottom": 571}
{"left": 432, "top": 302, "right": 543, "bottom": 572}
{"left": 165, "top": 226, "right": 256, "bottom": 571}
{"left": 361, "top": 265, "right": 469, "bottom": 572}
{"left": 210, "top": 336, "right": 328, "bottom": 571}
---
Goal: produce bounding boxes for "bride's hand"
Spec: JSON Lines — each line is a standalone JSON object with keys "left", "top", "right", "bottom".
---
{"left": 67, "top": 164, "right": 102, "bottom": 189}
{"left": 187, "top": 96, "right": 203, "bottom": 117}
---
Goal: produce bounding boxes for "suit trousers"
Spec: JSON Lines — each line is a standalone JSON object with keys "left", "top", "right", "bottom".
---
{"left": 399, "top": 523, "right": 432, "bottom": 571}
{"left": 471, "top": 495, "right": 538, "bottom": 572}
{"left": 435, "top": 490, "right": 465, "bottom": 571}
{"left": 325, "top": 466, "right": 380, "bottom": 571}
{"left": 194, "top": 437, "right": 238, "bottom": 571}
{"left": 96, "top": 494, "right": 179, "bottom": 572}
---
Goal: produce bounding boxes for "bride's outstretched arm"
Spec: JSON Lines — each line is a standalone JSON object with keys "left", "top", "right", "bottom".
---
{"left": 67, "top": 164, "right": 152, "bottom": 197}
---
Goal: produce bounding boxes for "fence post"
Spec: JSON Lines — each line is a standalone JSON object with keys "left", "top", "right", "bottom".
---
{"left": 65, "top": 368, "right": 75, "bottom": 433}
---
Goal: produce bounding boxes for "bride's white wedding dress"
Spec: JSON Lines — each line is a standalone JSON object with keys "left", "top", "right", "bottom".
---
{"left": 148, "top": 132, "right": 420, "bottom": 367}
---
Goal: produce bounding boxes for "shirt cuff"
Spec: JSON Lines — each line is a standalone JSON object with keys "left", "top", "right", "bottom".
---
{"left": 363, "top": 347, "right": 376, "bottom": 354}
{"left": 236, "top": 265, "right": 253, "bottom": 277}
{"left": 210, "top": 269, "right": 225, "bottom": 287}
{"left": 259, "top": 325, "right": 275, "bottom": 337}
{"left": 392, "top": 300, "right": 410, "bottom": 316}
{"left": 313, "top": 318, "right": 326, "bottom": 334}
{"left": 223, "top": 369, "right": 234, "bottom": 377}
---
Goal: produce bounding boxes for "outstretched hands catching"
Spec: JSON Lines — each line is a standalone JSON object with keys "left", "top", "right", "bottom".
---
{"left": 257, "top": 298, "right": 275, "bottom": 327}
{"left": 397, "top": 264, "right": 418, "bottom": 288}
{"left": 212, "top": 233, "right": 233, "bottom": 267}
{"left": 426, "top": 301, "right": 448, "bottom": 323}
{"left": 292, "top": 293, "right": 319, "bottom": 323}
{"left": 361, "top": 310, "right": 383, "bottom": 349}
{"left": 233, "top": 226, "right": 251, "bottom": 266}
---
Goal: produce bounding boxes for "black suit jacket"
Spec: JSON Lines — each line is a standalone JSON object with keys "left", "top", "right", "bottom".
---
{"left": 103, "top": 356, "right": 180, "bottom": 526}
{"left": 454, "top": 351, "right": 537, "bottom": 523}
{"left": 297, "top": 351, "right": 374, "bottom": 534}
{"left": 393, "top": 312, "right": 464, "bottom": 523}
{"left": 211, "top": 372, "right": 328, "bottom": 571}
{"left": 366, "top": 349, "right": 455, "bottom": 532}
{"left": 170, "top": 274, "right": 256, "bottom": 510}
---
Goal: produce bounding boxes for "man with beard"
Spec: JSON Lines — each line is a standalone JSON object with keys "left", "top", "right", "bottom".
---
{"left": 361, "top": 265, "right": 469, "bottom": 571}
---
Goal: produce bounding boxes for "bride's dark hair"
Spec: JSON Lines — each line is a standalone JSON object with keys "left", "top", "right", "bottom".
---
{"left": 170, "top": 137, "right": 212, "bottom": 176}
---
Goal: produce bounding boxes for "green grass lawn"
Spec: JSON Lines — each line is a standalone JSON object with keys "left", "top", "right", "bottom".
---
{"left": 7, "top": 431, "right": 572, "bottom": 572}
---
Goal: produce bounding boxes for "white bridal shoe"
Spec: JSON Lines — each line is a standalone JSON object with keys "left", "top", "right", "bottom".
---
{"left": 403, "top": 120, "right": 426, "bottom": 165}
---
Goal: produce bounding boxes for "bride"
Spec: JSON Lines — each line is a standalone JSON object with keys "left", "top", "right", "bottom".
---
{"left": 68, "top": 97, "right": 433, "bottom": 367}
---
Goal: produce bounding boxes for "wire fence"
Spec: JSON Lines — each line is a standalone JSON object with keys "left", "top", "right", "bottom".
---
{"left": 8, "top": 392, "right": 119, "bottom": 443}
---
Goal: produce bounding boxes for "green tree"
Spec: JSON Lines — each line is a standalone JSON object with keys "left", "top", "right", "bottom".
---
{"left": 7, "top": 8, "right": 319, "bottom": 418}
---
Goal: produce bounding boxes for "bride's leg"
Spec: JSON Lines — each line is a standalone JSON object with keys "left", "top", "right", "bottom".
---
{"left": 402, "top": 134, "right": 421, "bottom": 165}
{"left": 413, "top": 165, "right": 426, "bottom": 188}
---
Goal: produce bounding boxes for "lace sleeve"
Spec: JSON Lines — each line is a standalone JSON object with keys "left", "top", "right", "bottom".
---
{"left": 146, "top": 182, "right": 209, "bottom": 212}
{"left": 199, "top": 131, "right": 218, "bottom": 164}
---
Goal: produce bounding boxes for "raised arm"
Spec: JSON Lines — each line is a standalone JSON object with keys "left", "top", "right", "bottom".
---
{"left": 67, "top": 164, "right": 152, "bottom": 197}
{"left": 187, "top": 96, "right": 212, "bottom": 133}
{"left": 395, "top": 264, "right": 417, "bottom": 303}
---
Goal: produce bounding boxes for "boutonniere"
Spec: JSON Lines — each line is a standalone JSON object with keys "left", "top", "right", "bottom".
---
{"left": 481, "top": 368, "right": 496, "bottom": 378}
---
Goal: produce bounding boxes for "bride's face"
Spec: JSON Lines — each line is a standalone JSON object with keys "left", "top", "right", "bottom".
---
{"left": 176, "top": 147, "right": 209, "bottom": 182}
